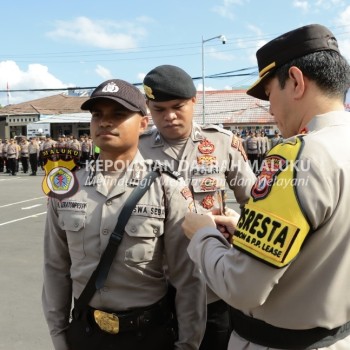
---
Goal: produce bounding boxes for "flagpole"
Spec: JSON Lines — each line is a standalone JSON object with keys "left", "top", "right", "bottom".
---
{"left": 6, "top": 82, "right": 10, "bottom": 105}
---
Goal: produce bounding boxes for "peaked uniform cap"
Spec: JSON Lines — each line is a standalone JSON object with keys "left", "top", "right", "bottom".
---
{"left": 81, "top": 79, "right": 148, "bottom": 116}
{"left": 247, "top": 24, "right": 340, "bottom": 100}
{"left": 143, "top": 65, "right": 196, "bottom": 101}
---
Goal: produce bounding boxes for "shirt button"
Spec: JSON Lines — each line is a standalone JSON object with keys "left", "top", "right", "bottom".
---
{"left": 74, "top": 223, "right": 79, "bottom": 228}
{"left": 102, "top": 229, "right": 109, "bottom": 235}
{"left": 130, "top": 226, "right": 137, "bottom": 233}
{"left": 106, "top": 200, "right": 112, "bottom": 206}
{"left": 153, "top": 228, "right": 159, "bottom": 234}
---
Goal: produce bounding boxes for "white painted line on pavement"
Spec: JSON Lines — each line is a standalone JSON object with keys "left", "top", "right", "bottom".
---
{"left": 0, "top": 196, "right": 46, "bottom": 208}
{"left": 22, "top": 204, "right": 43, "bottom": 210}
{"left": 0, "top": 211, "right": 47, "bottom": 226}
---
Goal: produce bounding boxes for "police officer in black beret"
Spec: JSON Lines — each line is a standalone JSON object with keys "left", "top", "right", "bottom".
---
{"left": 140, "top": 64, "right": 256, "bottom": 350}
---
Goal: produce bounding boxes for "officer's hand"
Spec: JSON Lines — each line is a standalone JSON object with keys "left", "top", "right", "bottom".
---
{"left": 182, "top": 212, "right": 216, "bottom": 240}
{"left": 213, "top": 208, "right": 240, "bottom": 239}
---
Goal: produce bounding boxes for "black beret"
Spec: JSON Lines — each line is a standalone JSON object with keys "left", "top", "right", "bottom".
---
{"left": 247, "top": 24, "right": 340, "bottom": 100}
{"left": 81, "top": 79, "right": 148, "bottom": 116}
{"left": 143, "top": 65, "right": 196, "bottom": 101}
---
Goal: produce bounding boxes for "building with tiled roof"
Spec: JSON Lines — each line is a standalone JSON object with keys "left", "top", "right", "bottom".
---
{"left": 0, "top": 90, "right": 276, "bottom": 139}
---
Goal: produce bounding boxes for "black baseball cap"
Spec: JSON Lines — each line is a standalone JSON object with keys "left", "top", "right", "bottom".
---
{"left": 143, "top": 65, "right": 196, "bottom": 101}
{"left": 247, "top": 24, "right": 340, "bottom": 100}
{"left": 81, "top": 79, "right": 148, "bottom": 116}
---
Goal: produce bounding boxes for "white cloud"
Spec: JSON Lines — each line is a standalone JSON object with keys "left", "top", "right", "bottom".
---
{"left": 206, "top": 47, "right": 234, "bottom": 61}
{"left": 95, "top": 65, "right": 113, "bottom": 80}
{"left": 46, "top": 16, "right": 148, "bottom": 50}
{"left": 0, "top": 60, "right": 69, "bottom": 107}
{"left": 292, "top": 0, "right": 310, "bottom": 12}
{"left": 212, "top": 0, "right": 249, "bottom": 20}
{"left": 137, "top": 73, "right": 146, "bottom": 82}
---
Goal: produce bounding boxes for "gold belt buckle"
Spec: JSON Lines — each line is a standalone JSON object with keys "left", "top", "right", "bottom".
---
{"left": 94, "top": 310, "right": 119, "bottom": 334}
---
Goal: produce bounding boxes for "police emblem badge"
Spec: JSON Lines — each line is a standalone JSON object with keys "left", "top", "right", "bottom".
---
{"left": 198, "top": 139, "right": 215, "bottom": 154}
{"left": 41, "top": 147, "right": 80, "bottom": 200}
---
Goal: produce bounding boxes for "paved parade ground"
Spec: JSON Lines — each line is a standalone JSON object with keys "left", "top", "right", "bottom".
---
{"left": 0, "top": 171, "right": 51, "bottom": 350}
{"left": 0, "top": 170, "right": 239, "bottom": 350}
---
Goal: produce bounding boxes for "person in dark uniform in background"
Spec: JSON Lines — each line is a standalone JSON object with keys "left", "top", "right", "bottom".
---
{"left": 29, "top": 137, "right": 40, "bottom": 175}
{"left": 6, "top": 138, "right": 18, "bottom": 176}
{"left": 42, "top": 78, "right": 206, "bottom": 350}
{"left": 0, "top": 139, "right": 4, "bottom": 172}
{"left": 140, "top": 64, "right": 256, "bottom": 350}
{"left": 181, "top": 23, "right": 350, "bottom": 350}
{"left": 19, "top": 137, "right": 29, "bottom": 173}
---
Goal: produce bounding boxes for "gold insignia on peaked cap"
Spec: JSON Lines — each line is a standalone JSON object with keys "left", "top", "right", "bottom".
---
{"left": 247, "top": 24, "right": 340, "bottom": 100}
{"left": 143, "top": 84, "right": 155, "bottom": 99}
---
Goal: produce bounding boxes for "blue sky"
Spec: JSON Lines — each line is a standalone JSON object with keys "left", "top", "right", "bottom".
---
{"left": 1, "top": 0, "right": 350, "bottom": 106}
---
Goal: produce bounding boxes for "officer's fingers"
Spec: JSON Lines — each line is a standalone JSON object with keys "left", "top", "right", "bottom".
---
{"left": 213, "top": 215, "right": 239, "bottom": 234}
{"left": 182, "top": 212, "right": 216, "bottom": 240}
{"left": 224, "top": 208, "right": 240, "bottom": 219}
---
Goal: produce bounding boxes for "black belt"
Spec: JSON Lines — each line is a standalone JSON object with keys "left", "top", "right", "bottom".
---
{"left": 231, "top": 307, "right": 350, "bottom": 349}
{"left": 73, "top": 294, "right": 174, "bottom": 334}
{"left": 207, "top": 299, "right": 230, "bottom": 315}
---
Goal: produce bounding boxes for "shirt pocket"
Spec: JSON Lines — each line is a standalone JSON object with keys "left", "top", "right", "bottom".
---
{"left": 57, "top": 210, "right": 86, "bottom": 260}
{"left": 191, "top": 174, "right": 226, "bottom": 213}
{"left": 124, "top": 215, "right": 164, "bottom": 265}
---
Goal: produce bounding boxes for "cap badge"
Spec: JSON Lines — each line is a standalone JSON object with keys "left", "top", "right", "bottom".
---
{"left": 102, "top": 82, "right": 119, "bottom": 93}
{"left": 143, "top": 85, "right": 155, "bottom": 99}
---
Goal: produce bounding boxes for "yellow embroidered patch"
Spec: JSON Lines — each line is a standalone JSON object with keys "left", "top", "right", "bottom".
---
{"left": 233, "top": 203, "right": 306, "bottom": 267}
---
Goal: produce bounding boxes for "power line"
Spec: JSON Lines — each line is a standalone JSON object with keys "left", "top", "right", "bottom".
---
{"left": 0, "top": 67, "right": 258, "bottom": 93}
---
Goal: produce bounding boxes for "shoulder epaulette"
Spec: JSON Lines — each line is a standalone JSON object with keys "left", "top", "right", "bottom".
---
{"left": 202, "top": 124, "right": 232, "bottom": 136}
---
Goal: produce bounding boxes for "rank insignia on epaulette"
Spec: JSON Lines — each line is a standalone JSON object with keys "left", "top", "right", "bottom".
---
{"left": 151, "top": 160, "right": 181, "bottom": 179}
{"left": 198, "top": 139, "right": 215, "bottom": 154}
{"left": 128, "top": 163, "right": 144, "bottom": 186}
{"left": 231, "top": 136, "right": 248, "bottom": 161}
{"left": 154, "top": 132, "right": 162, "bottom": 145}
{"left": 193, "top": 125, "right": 204, "bottom": 140}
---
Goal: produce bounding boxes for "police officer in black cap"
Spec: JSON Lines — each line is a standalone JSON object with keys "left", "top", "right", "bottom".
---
{"left": 42, "top": 78, "right": 206, "bottom": 350}
{"left": 139, "top": 64, "right": 256, "bottom": 350}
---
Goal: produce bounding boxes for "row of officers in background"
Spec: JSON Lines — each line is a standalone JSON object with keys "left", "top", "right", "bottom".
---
{"left": 0, "top": 130, "right": 283, "bottom": 176}
{"left": 234, "top": 129, "right": 283, "bottom": 173}
{"left": 0, "top": 134, "right": 99, "bottom": 176}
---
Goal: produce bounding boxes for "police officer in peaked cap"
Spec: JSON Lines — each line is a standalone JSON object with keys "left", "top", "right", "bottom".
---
{"left": 181, "top": 24, "right": 350, "bottom": 350}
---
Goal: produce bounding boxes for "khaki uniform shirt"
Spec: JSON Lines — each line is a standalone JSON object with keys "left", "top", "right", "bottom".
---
{"left": 28, "top": 142, "right": 40, "bottom": 155}
{"left": 139, "top": 123, "right": 256, "bottom": 303}
{"left": 258, "top": 136, "right": 270, "bottom": 155}
{"left": 6, "top": 143, "right": 18, "bottom": 159}
{"left": 270, "top": 135, "right": 283, "bottom": 148}
{"left": 188, "top": 111, "right": 350, "bottom": 349}
{"left": 245, "top": 136, "right": 259, "bottom": 155}
{"left": 20, "top": 141, "right": 29, "bottom": 157}
{"left": 42, "top": 151, "right": 206, "bottom": 350}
